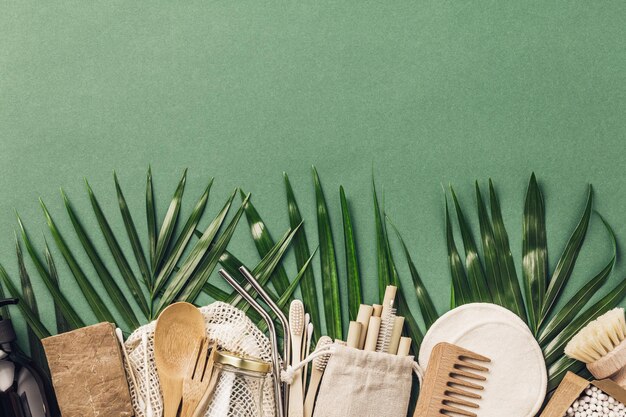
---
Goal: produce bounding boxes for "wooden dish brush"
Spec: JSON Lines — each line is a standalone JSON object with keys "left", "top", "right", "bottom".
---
{"left": 413, "top": 342, "right": 490, "bottom": 417}
{"left": 565, "top": 308, "right": 626, "bottom": 387}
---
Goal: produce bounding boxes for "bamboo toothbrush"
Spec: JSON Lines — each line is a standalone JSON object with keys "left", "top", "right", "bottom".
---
{"left": 565, "top": 308, "right": 626, "bottom": 387}
{"left": 303, "top": 336, "right": 333, "bottom": 417}
{"left": 289, "top": 300, "right": 305, "bottom": 417}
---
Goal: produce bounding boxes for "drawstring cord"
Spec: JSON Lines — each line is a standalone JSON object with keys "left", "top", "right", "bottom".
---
{"left": 281, "top": 344, "right": 425, "bottom": 388}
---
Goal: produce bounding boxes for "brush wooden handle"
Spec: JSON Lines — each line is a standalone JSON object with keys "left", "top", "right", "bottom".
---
{"left": 587, "top": 339, "right": 626, "bottom": 387}
{"left": 303, "top": 369, "right": 323, "bottom": 417}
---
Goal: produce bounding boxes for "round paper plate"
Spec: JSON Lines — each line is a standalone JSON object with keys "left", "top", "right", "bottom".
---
{"left": 418, "top": 303, "right": 547, "bottom": 417}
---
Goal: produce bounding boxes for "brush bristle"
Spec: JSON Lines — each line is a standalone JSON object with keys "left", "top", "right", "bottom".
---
{"left": 313, "top": 336, "right": 333, "bottom": 372}
{"left": 289, "top": 299, "right": 305, "bottom": 337}
{"left": 565, "top": 308, "right": 626, "bottom": 363}
{"left": 376, "top": 302, "right": 397, "bottom": 353}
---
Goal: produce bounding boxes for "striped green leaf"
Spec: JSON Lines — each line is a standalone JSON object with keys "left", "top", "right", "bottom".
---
{"left": 154, "top": 169, "right": 187, "bottom": 272}
{"left": 146, "top": 167, "right": 157, "bottom": 271}
{"left": 445, "top": 198, "right": 471, "bottom": 306}
{"left": 43, "top": 240, "right": 73, "bottom": 333}
{"left": 373, "top": 179, "right": 390, "bottom": 302}
{"left": 340, "top": 186, "right": 362, "bottom": 321}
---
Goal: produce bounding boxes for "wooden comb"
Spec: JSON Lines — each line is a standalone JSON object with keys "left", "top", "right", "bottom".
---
{"left": 413, "top": 342, "right": 491, "bottom": 417}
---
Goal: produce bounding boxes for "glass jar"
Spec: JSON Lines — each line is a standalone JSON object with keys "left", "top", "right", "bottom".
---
{"left": 211, "top": 351, "right": 272, "bottom": 417}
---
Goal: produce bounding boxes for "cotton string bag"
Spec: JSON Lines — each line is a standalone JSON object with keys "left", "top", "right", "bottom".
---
{"left": 284, "top": 343, "right": 419, "bottom": 417}
{"left": 122, "top": 302, "right": 276, "bottom": 417}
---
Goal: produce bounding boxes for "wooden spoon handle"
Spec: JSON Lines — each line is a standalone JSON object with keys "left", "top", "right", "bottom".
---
{"left": 162, "top": 380, "right": 183, "bottom": 417}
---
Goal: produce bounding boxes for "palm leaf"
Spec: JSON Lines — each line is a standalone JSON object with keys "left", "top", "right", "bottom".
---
{"left": 239, "top": 190, "right": 290, "bottom": 294}
{"left": 114, "top": 172, "right": 152, "bottom": 291}
{"left": 489, "top": 180, "right": 527, "bottom": 321}
{"left": 450, "top": 187, "right": 491, "bottom": 302}
{"left": 522, "top": 173, "right": 548, "bottom": 334}
{"left": 475, "top": 182, "right": 506, "bottom": 307}
{"left": 313, "top": 167, "right": 341, "bottom": 339}
{"left": 0, "top": 280, "right": 10, "bottom": 318}
{"left": 16, "top": 215, "right": 84, "bottom": 329}
{"left": 547, "top": 356, "right": 586, "bottom": 392}
{"left": 146, "top": 167, "right": 158, "bottom": 271}
{"left": 15, "top": 235, "right": 47, "bottom": 368}
{"left": 340, "top": 186, "right": 362, "bottom": 321}
{"left": 43, "top": 240, "right": 72, "bottom": 333}
{"left": 41, "top": 198, "right": 116, "bottom": 324}
{"left": 0, "top": 264, "right": 50, "bottom": 339}
{"left": 445, "top": 198, "right": 472, "bottom": 305}
{"left": 540, "top": 186, "right": 592, "bottom": 325}
{"left": 388, "top": 219, "right": 438, "bottom": 329}
{"left": 153, "top": 180, "right": 213, "bottom": 295}
{"left": 373, "top": 179, "right": 390, "bottom": 302}
{"left": 61, "top": 190, "right": 139, "bottom": 328}
{"left": 178, "top": 194, "right": 249, "bottom": 304}
{"left": 284, "top": 173, "right": 321, "bottom": 342}
{"left": 86, "top": 180, "right": 150, "bottom": 319}
{"left": 154, "top": 169, "right": 187, "bottom": 272}
{"left": 156, "top": 190, "right": 237, "bottom": 312}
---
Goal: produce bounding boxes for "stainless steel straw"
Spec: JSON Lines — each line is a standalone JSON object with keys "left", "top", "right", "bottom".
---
{"left": 219, "top": 269, "right": 284, "bottom": 417}
{"left": 238, "top": 266, "right": 291, "bottom": 412}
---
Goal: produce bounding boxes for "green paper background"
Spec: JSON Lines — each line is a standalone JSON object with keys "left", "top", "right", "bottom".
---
{"left": 1, "top": 1, "right": 626, "bottom": 347}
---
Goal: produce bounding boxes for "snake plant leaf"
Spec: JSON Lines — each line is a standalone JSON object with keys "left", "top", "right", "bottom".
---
{"left": 475, "top": 182, "right": 506, "bottom": 307}
{"left": 313, "top": 167, "right": 342, "bottom": 339}
{"left": 543, "top": 273, "right": 626, "bottom": 365}
{"left": 41, "top": 197, "right": 116, "bottom": 324}
{"left": 450, "top": 187, "right": 491, "bottom": 303}
{"left": 153, "top": 169, "right": 187, "bottom": 273}
{"left": 445, "top": 198, "right": 472, "bottom": 306}
{"left": 146, "top": 167, "right": 157, "bottom": 272}
{"left": 284, "top": 172, "right": 321, "bottom": 343}
{"left": 522, "top": 173, "right": 548, "bottom": 335}
{"left": 43, "top": 240, "right": 72, "bottom": 333}
{"left": 373, "top": 179, "right": 390, "bottom": 302}
{"left": 61, "top": 191, "right": 139, "bottom": 328}
{"left": 156, "top": 189, "right": 236, "bottom": 312}
{"left": 86, "top": 180, "right": 149, "bottom": 319}
{"left": 540, "top": 186, "right": 593, "bottom": 326}
{"left": 153, "top": 180, "right": 213, "bottom": 295}
{"left": 230, "top": 224, "right": 302, "bottom": 309}
{"left": 388, "top": 219, "right": 438, "bottom": 329}
{"left": 15, "top": 235, "right": 47, "bottom": 368}
{"left": 489, "top": 179, "right": 527, "bottom": 322}
{"left": 177, "top": 194, "right": 249, "bottom": 304}
{"left": 239, "top": 190, "right": 290, "bottom": 295}
{"left": 16, "top": 215, "right": 84, "bottom": 329}
{"left": 537, "top": 213, "right": 615, "bottom": 345}
{"left": 0, "top": 264, "right": 50, "bottom": 339}
{"left": 340, "top": 186, "right": 362, "bottom": 321}
{"left": 547, "top": 356, "right": 587, "bottom": 392}
{"left": 114, "top": 172, "right": 151, "bottom": 290}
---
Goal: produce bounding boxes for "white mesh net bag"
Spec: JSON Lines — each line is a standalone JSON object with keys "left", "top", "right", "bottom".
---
{"left": 123, "top": 302, "right": 276, "bottom": 417}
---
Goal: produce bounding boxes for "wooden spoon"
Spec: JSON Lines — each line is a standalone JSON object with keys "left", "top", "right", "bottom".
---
{"left": 154, "top": 302, "right": 206, "bottom": 417}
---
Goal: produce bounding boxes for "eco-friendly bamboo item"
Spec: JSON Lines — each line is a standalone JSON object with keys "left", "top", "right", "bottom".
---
{"left": 180, "top": 338, "right": 217, "bottom": 417}
{"left": 303, "top": 336, "right": 333, "bottom": 417}
{"left": 540, "top": 372, "right": 626, "bottom": 417}
{"left": 565, "top": 308, "right": 626, "bottom": 388}
{"left": 154, "top": 302, "right": 206, "bottom": 417}
{"left": 388, "top": 316, "right": 405, "bottom": 355}
{"left": 397, "top": 337, "right": 411, "bottom": 357}
{"left": 347, "top": 321, "right": 362, "bottom": 348}
{"left": 289, "top": 300, "right": 305, "bottom": 417}
{"left": 355, "top": 304, "right": 374, "bottom": 349}
{"left": 376, "top": 301, "right": 397, "bottom": 353}
{"left": 413, "top": 342, "right": 490, "bottom": 417}
{"left": 42, "top": 322, "right": 133, "bottom": 417}
{"left": 364, "top": 316, "right": 381, "bottom": 352}
{"left": 372, "top": 304, "right": 383, "bottom": 318}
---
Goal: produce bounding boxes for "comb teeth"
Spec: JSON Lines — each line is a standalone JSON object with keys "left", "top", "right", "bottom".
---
{"left": 415, "top": 343, "right": 490, "bottom": 417}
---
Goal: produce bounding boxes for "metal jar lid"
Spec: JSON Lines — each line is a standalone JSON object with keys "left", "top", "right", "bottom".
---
{"left": 214, "top": 350, "right": 272, "bottom": 374}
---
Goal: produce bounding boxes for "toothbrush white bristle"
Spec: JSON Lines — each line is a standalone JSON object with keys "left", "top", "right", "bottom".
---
{"left": 565, "top": 308, "right": 626, "bottom": 363}
{"left": 290, "top": 300, "right": 305, "bottom": 337}
{"left": 313, "top": 336, "right": 333, "bottom": 372}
